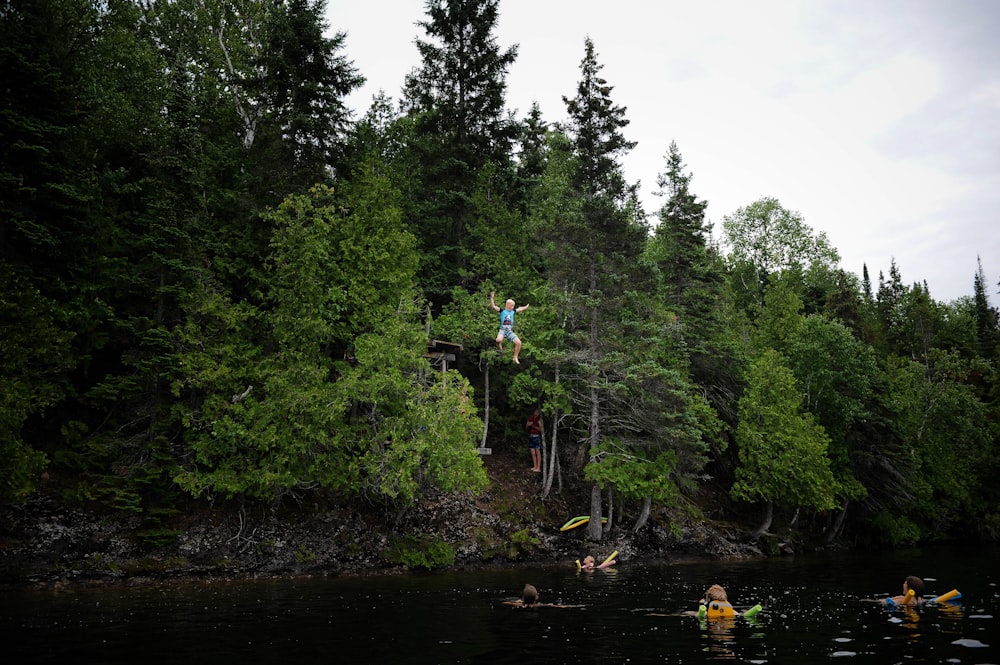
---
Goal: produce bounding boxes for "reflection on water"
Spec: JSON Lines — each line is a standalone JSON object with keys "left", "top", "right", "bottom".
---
{"left": 3, "top": 544, "right": 998, "bottom": 664}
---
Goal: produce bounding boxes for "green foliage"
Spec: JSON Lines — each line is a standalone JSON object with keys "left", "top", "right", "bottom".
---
{"left": 867, "top": 512, "right": 922, "bottom": 546}
{"left": 470, "top": 526, "right": 540, "bottom": 561}
{"left": 382, "top": 534, "right": 456, "bottom": 570}
{"left": 294, "top": 547, "right": 318, "bottom": 564}
{"left": 722, "top": 197, "right": 840, "bottom": 309}
{"left": 0, "top": 267, "right": 71, "bottom": 499}
{"left": 434, "top": 284, "right": 498, "bottom": 356}
{"left": 0, "top": 437, "right": 49, "bottom": 502}
{"left": 344, "top": 352, "right": 489, "bottom": 502}
{"left": 586, "top": 442, "right": 681, "bottom": 504}
{"left": 136, "top": 528, "right": 183, "bottom": 549}
{"left": 507, "top": 528, "right": 541, "bottom": 559}
{"left": 332, "top": 295, "right": 489, "bottom": 505}
{"left": 648, "top": 141, "right": 712, "bottom": 311}
{"left": 785, "top": 314, "right": 878, "bottom": 501}
{"left": 881, "top": 350, "right": 996, "bottom": 531}
{"left": 133, "top": 505, "right": 183, "bottom": 548}
{"left": 731, "top": 350, "right": 838, "bottom": 511}
{"left": 2, "top": 0, "right": 998, "bottom": 550}
{"left": 173, "top": 183, "right": 477, "bottom": 505}
{"left": 402, "top": 0, "right": 518, "bottom": 301}
{"left": 467, "top": 162, "right": 542, "bottom": 291}
{"left": 751, "top": 277, "right": 805, "bottom": 353}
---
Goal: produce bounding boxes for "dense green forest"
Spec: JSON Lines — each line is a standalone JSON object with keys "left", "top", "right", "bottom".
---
{"left": 3, "top": 0, "right": 999, "bottom": 549}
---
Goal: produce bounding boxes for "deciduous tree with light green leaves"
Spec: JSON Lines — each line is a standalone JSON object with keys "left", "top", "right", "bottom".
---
{"left": 731, "top": 349, "right": 838, "bottom": 537}
{"left": 722, "top": 196, "right": 840, "bottom": 310}
{"left": 785, "top": 313, "right": 877, "bottom": 541}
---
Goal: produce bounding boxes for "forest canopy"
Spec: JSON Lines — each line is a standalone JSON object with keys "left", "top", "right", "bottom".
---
{"left": 2, "top": 0, "right": 998, "bottom": 547}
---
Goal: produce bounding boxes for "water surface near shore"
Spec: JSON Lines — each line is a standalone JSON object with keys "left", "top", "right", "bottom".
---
{"left": 4, "top": 544, "right": 997, "bottom": 664}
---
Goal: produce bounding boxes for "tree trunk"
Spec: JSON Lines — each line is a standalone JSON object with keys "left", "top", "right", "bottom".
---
{"left": 823, "top": 499, "right": 849, "bottom": 545}
{"left": 632, "top": 497, "right": 652, "bottom": 532}
{"left": 479, "top": 358, "right": 490, "bottom": 448}
{"left": 542, "top": 365, "right": 560, "bottom": 498}
{"left": 749, "top": 501, "right": 773, "bottom": 540}
{"left": 604, "top": 486, "right": 614, "bottom": 535}
{"left": 542, "top": 414, "right": 559, "bottom": 498}
{"left": 587, "top": 482, "right": 603, "bottom": 542}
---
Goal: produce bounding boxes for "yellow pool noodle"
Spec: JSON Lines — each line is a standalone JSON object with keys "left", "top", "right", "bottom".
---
{"left": 600, "top": 550, "right": 618, "bottom": 567}
{"left": 902, "top": 588, "right": 916, "bottom": 605}
{"left": 933, "top": 589, "right": 961, "bottom": 603}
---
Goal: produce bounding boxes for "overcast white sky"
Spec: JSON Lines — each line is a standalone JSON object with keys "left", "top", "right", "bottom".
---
{"left": 325, "top": 0, "right": 999, "bottom": 303}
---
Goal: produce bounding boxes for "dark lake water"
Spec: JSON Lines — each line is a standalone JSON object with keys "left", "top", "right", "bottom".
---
{"left": 2, "top": 543, "right": 997, "bottom": 664}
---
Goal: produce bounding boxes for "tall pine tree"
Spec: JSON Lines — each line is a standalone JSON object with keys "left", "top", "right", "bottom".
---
{"left": 402, "top": 0, "right": 518, "bottom": 302}
{"left": 541, "top": 38, "right": 653, "bottom": 541}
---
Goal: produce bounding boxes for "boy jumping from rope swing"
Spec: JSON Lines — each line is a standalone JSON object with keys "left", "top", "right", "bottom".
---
{"left": 490, "top": 291, "right": 529, "bottom": 364}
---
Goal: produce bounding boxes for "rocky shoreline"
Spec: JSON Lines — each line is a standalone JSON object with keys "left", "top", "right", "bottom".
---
{"left": 0, "top": 482, "right": 766, "bottom": 590}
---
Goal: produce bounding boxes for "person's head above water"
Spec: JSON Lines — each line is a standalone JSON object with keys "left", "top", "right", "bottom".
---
{"left": 704, "top": 584, "right": 728, "bottom": 603}
{"left": 904, "top": 576, "right": 925, "bottom": 598}
{"left": 522, "top": 583, "right": 539, "bottom": 605}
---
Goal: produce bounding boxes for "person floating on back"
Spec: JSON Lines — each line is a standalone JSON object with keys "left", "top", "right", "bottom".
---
{"left": 490, "top": 291, "right": 528, "bottom": 364}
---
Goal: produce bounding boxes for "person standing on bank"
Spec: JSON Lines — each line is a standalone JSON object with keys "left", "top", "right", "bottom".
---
{"left": 490, "top": 291, "right": 528, "bottom": 364}
{"left": 526, "top": 408, "right": 543, "bottom": 472}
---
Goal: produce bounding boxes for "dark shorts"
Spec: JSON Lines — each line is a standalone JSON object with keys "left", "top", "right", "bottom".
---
{"left": 529, "top": 434, "right": 541, "bottom": 449}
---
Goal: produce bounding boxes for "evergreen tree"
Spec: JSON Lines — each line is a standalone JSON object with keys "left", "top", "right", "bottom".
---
{"left": 973, "top": 257, "right": 999, "bottom": 359}
{"left": 753, "top": 277, "right": 875, "bottom": 540}
{"left": 646, "top": 142, "right": 740, "bottom": 424}
{"left": 402, "top": 0, "right": 518, "bottom": 301}
{"left": 785, "top": 314, "right": 876, "bottom": 540}
{"left": 248, "top": 0, "right": 364, "bottom": 193}
{"left": 541, "top": 38, "right": 659, "bottom": 541}
{"left": 0, "top": 0, "right": 178, "bottom": 505}
{"left": 175, "top": 181, "right": 486, "bottom": 506}
{"left": 1, "top": 0, "right": 100, "bottom": 497}
{"left": 648, "top": 141, "right": 711, "bottom": 310}
{"left": 872, "top": 351, "right": 997, "bottom": 542}
{"left": 875, "top": 260, "right": 907, "bottom": 355}
{"left": 342, "top": 92, "right": 412, "bottom": 181}
{"left": 0, "top": 266, "right": 70, "bottom": 500}
{"left": 512, "top": 102, "right": 550, "bottom": 216}
{"left": 861, "top": 264, "right": 873, "bottom": 303}
{"left": 824, "top": 269, "right": 867, "bottom": 339}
